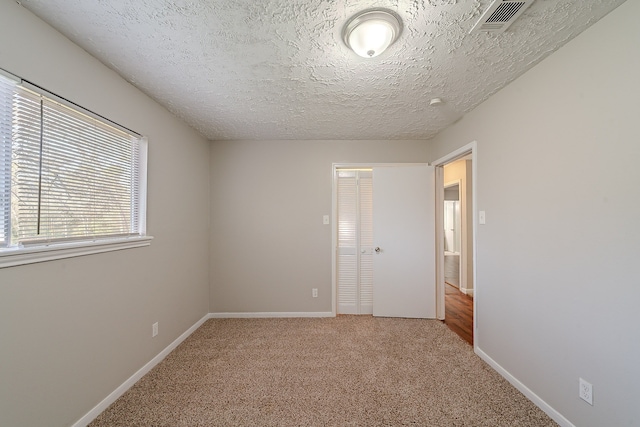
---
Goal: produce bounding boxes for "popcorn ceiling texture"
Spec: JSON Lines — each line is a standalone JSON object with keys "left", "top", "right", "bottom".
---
{"left": 20, "top": 0, "right": 625, "bottom": 141}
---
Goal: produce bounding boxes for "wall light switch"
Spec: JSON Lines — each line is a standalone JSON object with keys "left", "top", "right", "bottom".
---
{"left": 323, "top": 215, "right": 330, "bottom": 225}
{"left": 479, "top": 211, "right": 486, "bottom": 225}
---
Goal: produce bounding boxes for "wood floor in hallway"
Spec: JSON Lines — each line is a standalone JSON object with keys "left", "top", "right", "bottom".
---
{"left": 444, "top": 282, "right": 473, "bottom": 345}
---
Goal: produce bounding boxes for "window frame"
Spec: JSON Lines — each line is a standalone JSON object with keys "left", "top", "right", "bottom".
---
{"left": 0, "top": 235, "right": 153, "bottom": 268}
{"left": 0, "top": 69, "right": 152, "bottom": 268}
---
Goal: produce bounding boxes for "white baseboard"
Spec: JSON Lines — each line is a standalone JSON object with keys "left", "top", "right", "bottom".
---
{"left": 71, "top": 313, "right": 212, "bottom": 427}
{"left": 461, "top": 287, "right": 474, "bottom": 297}
{"left": 475, "top": 348, "right": 574, "bottom": 427}
{"left": 209, "top": 312, "right": 334, "bottom": 318}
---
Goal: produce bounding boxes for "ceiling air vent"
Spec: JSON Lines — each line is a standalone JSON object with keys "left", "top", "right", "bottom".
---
{"left": 470, "top": 0, "right": 535, "bottom": 34}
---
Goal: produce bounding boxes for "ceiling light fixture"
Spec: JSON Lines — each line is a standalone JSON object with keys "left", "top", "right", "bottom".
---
{"left": 343, "top": 9, "right": 402, "bottom": 58}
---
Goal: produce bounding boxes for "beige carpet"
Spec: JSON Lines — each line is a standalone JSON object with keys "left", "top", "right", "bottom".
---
{"left": 90, "top": 316, "right": 557, "bottom": 426}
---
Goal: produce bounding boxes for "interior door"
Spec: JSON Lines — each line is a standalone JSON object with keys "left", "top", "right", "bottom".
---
{"left": 372, "top": 165, "right": 436, "bottom": 318}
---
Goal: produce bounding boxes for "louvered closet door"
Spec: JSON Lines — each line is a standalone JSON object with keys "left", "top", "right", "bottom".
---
{"left": 337, "top": 170, "right": 373, "bottom": 314}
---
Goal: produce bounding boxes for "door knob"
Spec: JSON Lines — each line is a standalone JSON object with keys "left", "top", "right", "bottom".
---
{"left": 375, "top": 247, "right": 381, "bottom": 253}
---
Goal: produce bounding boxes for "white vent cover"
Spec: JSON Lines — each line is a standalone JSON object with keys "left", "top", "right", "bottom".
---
{"left": 470, "top": 0, "right": 535, "bottom": 33}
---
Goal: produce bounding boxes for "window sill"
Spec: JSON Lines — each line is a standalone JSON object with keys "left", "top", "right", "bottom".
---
{"left": 0, "top": 236, "right": 154, "bottom": 269}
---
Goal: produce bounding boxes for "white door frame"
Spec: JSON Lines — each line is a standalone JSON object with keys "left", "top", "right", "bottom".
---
{"left": 432, "top": 141, "right": 478, "bottom": 349}
{"left": 331, "top": 163, "right": 431, "bottom": 317}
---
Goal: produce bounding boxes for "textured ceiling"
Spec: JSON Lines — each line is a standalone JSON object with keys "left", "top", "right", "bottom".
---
{"left": 19, "top": 0, "right": 626, "bottom": 141}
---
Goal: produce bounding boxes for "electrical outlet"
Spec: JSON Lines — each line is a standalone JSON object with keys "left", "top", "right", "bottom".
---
{"left": 312, "top": 288, "right": 318, "bottom": 298}
{"left": 579, "top": 378, "right": 593, "bottom": 405}
{"left": 152, "top": 322, "right": 158, "bottom": 338}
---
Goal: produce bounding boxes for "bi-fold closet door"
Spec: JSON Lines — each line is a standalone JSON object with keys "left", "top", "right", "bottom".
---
{"left": 336, "top": 169, "right": 373, "bottom": 315}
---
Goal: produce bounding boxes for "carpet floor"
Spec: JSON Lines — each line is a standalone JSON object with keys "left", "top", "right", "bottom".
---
{"left": 90, "top": 316, "right": 557, "bottom": 426}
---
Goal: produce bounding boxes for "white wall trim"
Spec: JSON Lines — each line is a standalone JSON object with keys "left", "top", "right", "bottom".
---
{"left": 475, "top": 347, "right": 575, "bottom": 427}
{"left": 432, "top": 142, "right": 476, "bottom": 166}
{"left": 0, "top": 236, "right": 153, "bottom": 269}
{"left": 71, "top": 313, "right": 212, "bottom": 427}
{"left": 461, "top": 287, "right": 474, "bottom": 297}
{"left": 209, "top": 312, "right": 334, "bottom": 318}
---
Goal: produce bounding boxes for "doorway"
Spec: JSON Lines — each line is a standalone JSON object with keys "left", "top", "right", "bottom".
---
{"left": 433, "top": 142, "right": 477, "bottom": 347}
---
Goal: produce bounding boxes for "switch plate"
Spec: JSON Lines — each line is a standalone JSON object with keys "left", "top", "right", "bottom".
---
{"left": 479, "top": 211, "right": 486, "bottom": 224}
{"left": 322, "top": 215, "right": 330, "bottom": 225}
{"left": 312, "top": 288, "right": 318, "bottom": 298}
{"left": 152, "top": 322, "right": 158, "bottom": 337}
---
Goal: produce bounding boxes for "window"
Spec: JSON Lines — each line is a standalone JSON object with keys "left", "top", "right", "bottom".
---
{"left": 0, "top": 70, "right": 150, "bottom": 268}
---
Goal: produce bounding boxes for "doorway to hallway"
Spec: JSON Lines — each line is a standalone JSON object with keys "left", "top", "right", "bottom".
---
{"left": 433, "top": 143, "right": 476, "bottom": 346}
{"left": 441, "top": 157, "right": 473, "bottom": 343}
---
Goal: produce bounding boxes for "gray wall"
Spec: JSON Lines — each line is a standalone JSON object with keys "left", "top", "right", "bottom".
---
{"left": 429, "top": 1, "right": 639, "bottom": 425}
{"left": 0, "top": 3, "right": 211, "bottom": 426}
{"left": 209, "top": 140, "right": 430, "bottom": 313}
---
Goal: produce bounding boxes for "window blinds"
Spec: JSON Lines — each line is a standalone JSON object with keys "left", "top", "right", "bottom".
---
{"left": 0, "top": 75, "right": 13, "bottom": 246}
{"left": 0, "top": 72, "right": 144, "bottom": 248}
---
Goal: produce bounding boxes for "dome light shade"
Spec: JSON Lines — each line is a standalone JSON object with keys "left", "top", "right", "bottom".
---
{"left": 343, "top": 10, "right": 402, "bottom": 58}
